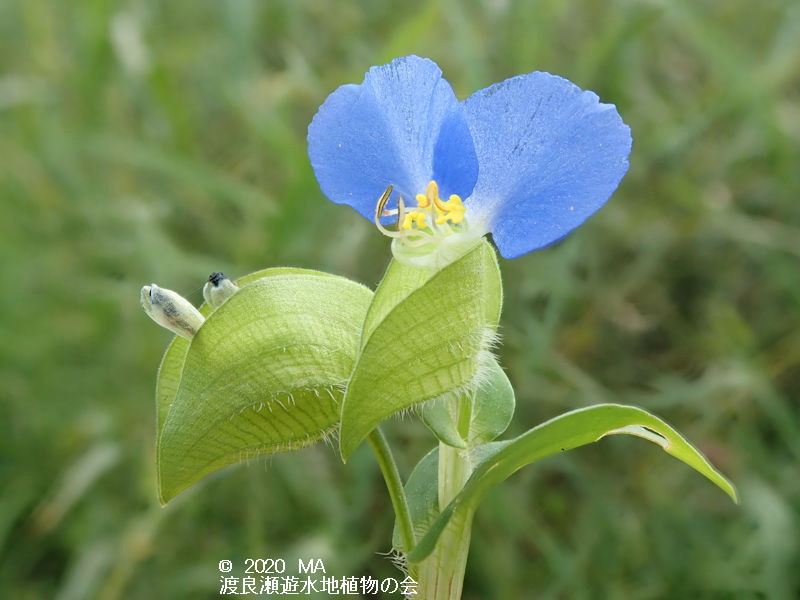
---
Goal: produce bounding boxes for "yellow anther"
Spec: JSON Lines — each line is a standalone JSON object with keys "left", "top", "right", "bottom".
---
{"left": 434, "top": 194, "right": 466, "bottom": 225}
{"left": 427, "top": 182, "right": 465, "bottom": 223}
{"left": 429, "top": 186, "right": 447, "bottom": 212}
{"left": 374, "top": 179, "right": 468, "bottom": 245}
{"left": 402, "top": 211, "right": 427, "bottom": 230}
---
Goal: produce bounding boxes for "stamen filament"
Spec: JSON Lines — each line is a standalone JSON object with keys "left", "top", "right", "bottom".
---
{"left": 374, "top": 185, "right": 403, "bottom": 238}
{"left": 398, "top": 195, "right": 407, "bottom": 229}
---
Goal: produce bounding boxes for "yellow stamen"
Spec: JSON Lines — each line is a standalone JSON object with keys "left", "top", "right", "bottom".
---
{"left": 402, "top": 211, "right": 427, "bottom": 230}
{"left": 430, "top": 182, "right": 446, "bottom": 211}
{"left": 435, "top": 194, "right": 466, "bottom": 225}
{"left": 373, "top": 180, "right": 468, "bottom": 242}
{"left": 423, "top": 181, "right": 465, "bottom": 224}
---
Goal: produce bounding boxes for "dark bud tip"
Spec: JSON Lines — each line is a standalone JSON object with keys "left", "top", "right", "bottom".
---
{"left": 208, "top": 272, "right": 227, "bottom": 287}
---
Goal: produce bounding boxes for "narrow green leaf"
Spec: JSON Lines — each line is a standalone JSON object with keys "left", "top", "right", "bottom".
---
{"left": 156, "top": 269, "right": 372, "bottom": 503}
{"left": 391, "top": 448, "right": 440, "bottom": 552}
{"left": 340, "top": 240, "right": 502, "bottom": 460}
{"left": 408, "top": 403, "right": 738, "bottom": 562}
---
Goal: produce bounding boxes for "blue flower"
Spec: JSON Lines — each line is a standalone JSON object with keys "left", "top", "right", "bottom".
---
{"left": 308, "top": 56, "right": 631, "bottom": 267}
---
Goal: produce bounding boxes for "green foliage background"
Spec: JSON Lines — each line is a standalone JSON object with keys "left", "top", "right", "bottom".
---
{"left": 1, "top": 0, "right": 798, "bottom": 598}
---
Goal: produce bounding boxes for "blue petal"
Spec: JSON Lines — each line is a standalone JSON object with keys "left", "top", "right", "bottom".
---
{"left": 308, "top": 56, "right": 478, "bottom": 221}
{"left": 462, "top": 72, "right": 632, "bottom": 258}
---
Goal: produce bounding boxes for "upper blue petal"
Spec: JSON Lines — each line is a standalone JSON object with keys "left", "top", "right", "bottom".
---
{"left": 462, "top": 72, "right": 632, "bottom": 259}
{"left": 308, "top": 56, "right": 478, "bottom": 221}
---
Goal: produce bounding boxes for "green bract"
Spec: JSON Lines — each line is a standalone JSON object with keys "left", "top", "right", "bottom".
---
{"left": 155, "top": 268, "right": 372, "bottom": 503}
{"left": 339, "top": 240, "right": 502, "bottom": 460}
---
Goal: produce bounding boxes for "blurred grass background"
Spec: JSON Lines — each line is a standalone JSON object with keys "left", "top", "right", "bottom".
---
{"left": 1, "top": 0, "right": 798, "bottom": 598}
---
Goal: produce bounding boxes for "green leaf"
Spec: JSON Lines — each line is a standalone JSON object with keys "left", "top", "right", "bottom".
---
{"left": 419, "top": 395, "right": 466, "bottom": 449}
{"left": 467, "top": 358, "right": 515, "bottom": 445}
{"left": 421, "top": 358, "right": 516, "bottom": 449}
{"left": 339, "top": 240, "right": 502, "bottom": 460}
{"left": 408, "top": 403, "right": 738, "bottom": 563}
{"left": 391, "top": 448, "right": 440, "bottom": 552}
{"left": 156, "top": 268, "right": 372, "bottom": 504}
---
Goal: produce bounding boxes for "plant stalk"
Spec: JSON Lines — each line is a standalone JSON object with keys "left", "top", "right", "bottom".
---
{"left": 416, "top": 425, "right": 475, "bottom": 599}
{"left": 367, "top": 427, "right": 416, "bottom": 553}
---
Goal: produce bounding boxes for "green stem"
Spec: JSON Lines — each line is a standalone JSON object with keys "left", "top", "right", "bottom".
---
{"left": 416, "top": 399, "right": 475, "bottom": 600}
{"left": 367, "top": 427, "right": 416, "bottom": 553}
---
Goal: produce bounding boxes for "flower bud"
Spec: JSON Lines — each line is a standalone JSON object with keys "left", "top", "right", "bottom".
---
{"left": 202, "top": 272, "right": 240, "bottom": 310}
{"left": 140, "top": 284, "right": 205, "bottom": 339}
